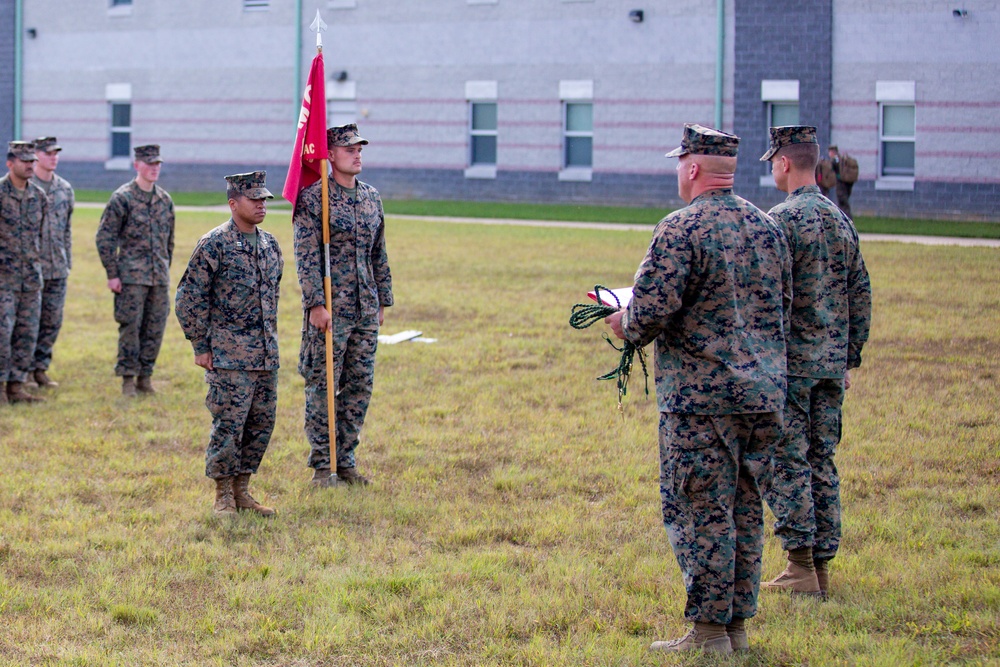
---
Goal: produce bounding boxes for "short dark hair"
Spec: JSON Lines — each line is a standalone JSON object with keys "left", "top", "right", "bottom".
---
{"left": 227, "top": 186, "right": 242, "bottom": 202}
{"left": 6, "top": 151, "right": 15, "bottom": 161}
{"left": 777, "top": 142, "right": 819, "bottom": 171}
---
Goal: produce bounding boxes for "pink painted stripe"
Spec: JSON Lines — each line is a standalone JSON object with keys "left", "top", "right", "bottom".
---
{"left": 919, "top": 125, "right": 1000, "bottom": 133}
{"left": 363, "top": 119, "right": 466, "bottom": 127}
{"left": 595, "top": 98, "right": 718, "bottom": 106}
{"left": 919, "top": 150, "right": 1000, "bottom": 159}
{"left": 916, "top": 175, "right": 1000, "bottom": 184}
{"left": 501, "top": 144, "right": 561, "bottom": 150}
{"left": 364, "top": 98, "right": 466, "bottom": 105}
{"left": 26, "top": 98, "right": 290, "bottom": 105}
{"left": 25, "top": 117, "right": 292, "bottom": 126}
{"left": 142, "top": 138, "right": 289, "bottom": 146}
{"left": 831, "top": 125, "right": 878, "bottom": 132}
{"left": 371, "top": 141, "right": 468, "bottom": 149}
{"left": 500, "top": 121, "right": 562, "bottom": 128}
{"left": 595, "top": 121, "right": 685, "bottom": 129}
{"left": 835, "top": 99, "right": 1000, "bottom": 109}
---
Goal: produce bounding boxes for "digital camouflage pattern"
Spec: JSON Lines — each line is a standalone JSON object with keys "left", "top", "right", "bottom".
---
{"left": 203, "top": 369, "right": 278, "bottom": 479}
{"left": 7, "top": 141, "right": 37, "bottom": 162}
{"left": 763, "top": 184, "right": 872, "bottom": 562}
{"left": 660, "top": 411, "right": 782, "bottom": 624}
{"left": 327, "top": 124, "right": 369, "bottom": 147}
{"left": 31, "top": 172, "right": 74, "bottom": 279}
{"left": 29, "top": 171, "right": 74, "bottom": 373}
{"left": 32, "top": 136, "right": 61, "bottom": 153}
{"left": 133, "top": 144, "right": 163, "bottom": 164}
{"left": 225, "top": 170, "right": 273, "bottom": 200}
{"left": 621, "top": 189, "right": 792, "bottom": 414}
{"left": 621, "top": 187, "right": 791, "bottom": 625}
{"left": 96, "top": 180, "right": 175, "bottom": 286}
{"left": 768, "top": 185, "right": 871, "bottom": 376}
{"left": 759, "top": 125, "right": 818, "bottom": 162}
{"left": 766, "top": 376, "right": 844, "bottom": 560}
{"left": 293, "top": 179, "right": 392, "bottom": 471}
{"left": 665, "top": 123, "right": 740, "bottom": 158}
{"left": 175, "top": 220, "right": 282, "bottom": 370}
{"left": 113, "top": 284, "right": 169, "bottom": 377}
{"left": 0, "top": 174, "right": 46, "bottom": 384}
{"left": 293, "top": 180, "right": 392, "bottom": 318}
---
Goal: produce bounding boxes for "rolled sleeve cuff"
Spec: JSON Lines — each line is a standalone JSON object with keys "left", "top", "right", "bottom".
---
{"left": 192, "top": 338, "right": 211, "bottom": 356}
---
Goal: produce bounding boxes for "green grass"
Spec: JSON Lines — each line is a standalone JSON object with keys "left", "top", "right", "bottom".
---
{"left": 1, "top": 210, "right": 998, "bottom": 665}
{"left": 73, "top": 190, "right": 1000, "bottom": 238}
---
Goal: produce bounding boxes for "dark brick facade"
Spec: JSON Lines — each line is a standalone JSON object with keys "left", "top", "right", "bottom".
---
{"left": 0, "top": 0, "right": 15, "bottom": 144}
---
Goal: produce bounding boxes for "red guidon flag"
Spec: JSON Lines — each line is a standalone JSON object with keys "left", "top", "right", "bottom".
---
{"left": 282, "top": 52, "right": 328, "bottom": 204}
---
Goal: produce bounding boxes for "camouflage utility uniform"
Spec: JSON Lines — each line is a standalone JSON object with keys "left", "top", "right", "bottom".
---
{"left": 96, "top": 180, "right": 175, "bottom": 378}
{"left": 29, "top": 171, "right": 73, "bottom": 374}
{"left": 0, "top": 174, "right": 47, "bottom": 385}
{"left": 293, "top": 179, "right": 393, "bottom": 473}
{"left": 621, "top": 188, "right": 792, "bottom": 626}
{"left": 763, "top": 184, "right": 871, "bottom": 563}
{"left": 176, "top": 219, "right": 283, "bottom": 479}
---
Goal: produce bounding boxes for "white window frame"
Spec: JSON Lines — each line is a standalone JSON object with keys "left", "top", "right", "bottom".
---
{"left": 467, "top": 0, "right": 498, "bottom": 5}
{"left": 465, "top": 81, "right": 498, "bottom": 179}
{"left": 328, "top": 0, "right": 357, "bottom": 8}
{"left": 327, "top": 80, "right": 358, "bottom": 129}
{"left": 559, "top": 80, "right": 593, "bottom": 182}
{"left": 105, "top": 83, "right": 132, "bottom": 170}
{"left": 760, "top": 79, "right": 800, "bottom": 187}
{"left": 243, "top": 0, "right": 270, "bottom": 11}
{"left": 108, "top": 0, "right": 132, "bottom": 18}
{"left": 875, "top": 80, "right": 916, "bottom": 191}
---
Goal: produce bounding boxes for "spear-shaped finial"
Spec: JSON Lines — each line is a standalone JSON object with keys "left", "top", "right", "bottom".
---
{"left": 310, "top": 9, "right": 328, "bottom": 49}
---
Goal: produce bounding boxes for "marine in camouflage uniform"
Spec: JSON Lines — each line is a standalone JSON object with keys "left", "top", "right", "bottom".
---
{"left": 175, "top": 171, "right": 282, "bottom": 517}
{"left": 96, "top": 144, "right": 175, "bottom": 395}
{"left": 759, "top": 126, "right": 872, "bottom": 596}
{"left": 293, "top": 124, "right": 393, "bottom": 487}
{"left": 1, "top": 141, "right": 48, "bottom": 405}
{"left": 29, "top": 136, "right": 74, "bottom": 388}
{"left": 607, "top": 124, "right": 792, "bottom": 654}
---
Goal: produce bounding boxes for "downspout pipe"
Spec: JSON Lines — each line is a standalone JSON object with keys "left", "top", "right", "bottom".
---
{"left": 295, "top": 0, "right": 303, "bottom": 118}
{"left": 714, "top": 0, "right": 724, "bottom": 130}
{"left": 14, "top": 0, "right": 24, "bottom": 138}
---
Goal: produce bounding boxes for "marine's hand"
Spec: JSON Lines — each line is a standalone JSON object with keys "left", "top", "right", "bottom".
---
{"left": 195, "top": 351, "right": 214, "bottom": 371}
{"left": 309, "top": 304, "right": 332, "bottom": 333}
{"left": 107, "top": 277, "right": 122, "bottom": 294}
{"left": 845, "top": 369, "right": 852, "bottom": 390}
{"left": 378, "top": 305, "right": 385, "bottom": 327}
{"left": 605, "top": 309, "right": 626, "bottom": 340}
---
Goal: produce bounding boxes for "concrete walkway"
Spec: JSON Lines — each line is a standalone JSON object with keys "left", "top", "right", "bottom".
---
{"left": 76, "top": 203, "right": 1000, "bottom": 248}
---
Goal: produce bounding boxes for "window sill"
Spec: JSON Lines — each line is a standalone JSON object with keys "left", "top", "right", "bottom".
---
{"left": 558, "top": 167, "right": 592, "bottom": 182}
{"left": 105, "top": 157, "right": 133, "bottom": 171}
{"left": 107, "top": 5, "right": 133, "bottom": 17}
{"left": 464, "top": 165, "right": 497, "bottom": 180}
{"left": 328, "top": 0, "right": 357, "bottom": 7}
{"left": 875, "top": 177, "right": 914, "bottom": 191}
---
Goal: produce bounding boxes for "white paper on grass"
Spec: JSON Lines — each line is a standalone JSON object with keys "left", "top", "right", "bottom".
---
{"left": 377, "top": 330, "right": 422, "bottom": 345}
{"left": 587, "top": 287, "right": 633, "bottom": 309}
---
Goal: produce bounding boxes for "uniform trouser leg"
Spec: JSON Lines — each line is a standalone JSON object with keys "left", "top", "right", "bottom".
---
{"left": 836, "top": 181, "right": 854, "bottom": 219}
{"left": 302, "top": 314, "right": 379, "bottom": 470}
{"left": 33, "top": 277, "right": 67, "bottom": 371}
{"left": 808, "top": 379, "right": 845, "bottom": 561}
{"left": 0, "top": 289, "right": 17, "bottom": 383}
{"left": 205, "top": 369, "right": 278, "bottom": 479}
{"left": 138, "top": 285, "right": 169, "bottom": 377}
{"left": 764, "top": 376, "right": 844, "bottom": 558}
{"left": 114, "top": 284, "right": 168, "bottom": 377}
{"left": 659, "top": 411, "right": 780, "bottom": 624}
{"left": 8, "top": 289, "right": 42, "bottom": 384}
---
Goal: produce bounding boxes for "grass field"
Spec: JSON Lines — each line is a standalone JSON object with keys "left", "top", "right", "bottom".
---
{"left": 73, "top": 190, "right": 1000, "bottom": 240}
{"left": 1, "top": 208, "right": 998, "bottom": 666}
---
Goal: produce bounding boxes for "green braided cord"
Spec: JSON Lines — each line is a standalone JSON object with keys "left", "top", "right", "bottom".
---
{"left": 569, "top": 285, "right": 649, "bottom": 404}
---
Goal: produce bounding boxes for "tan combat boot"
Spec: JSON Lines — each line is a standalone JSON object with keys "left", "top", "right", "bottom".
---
{"left": 336, "top": 466, "right": 370, "bottom": 486}
{"left": 213, "top": 477, "right": 237, "bottom": 517}
{"left": 233, "top": 473, "right": 276, "bottom": 516}
{"left": 7, "top": 381, "right": 45, "bottom": 403}
{"left": 311, "top": 468, "right": 345, "bottom": 488}
{"left": 33, "top": 370, "right": 58, "bottom": 388}
{"left": 762, "top": 547, "right": 822, "bottom": 595}
{"left": 815, "top": 559, "right": 830, "bottom": 598}
{"left": 726, "top": 617, "right": 749, "bottom": 651}
{"left": 122, "top": 376, "right": 137, "bottom": 397}
{"left": 650, "top": 622, "right": 733, "bottom": 654}
{"left": 136, "top": 375, "right": 156, "bottom": 394}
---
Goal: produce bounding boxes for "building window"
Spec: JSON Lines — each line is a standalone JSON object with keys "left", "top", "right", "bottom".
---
{"left": 760, "top": 79, "right": 799, "bottom": 186}
{"left": 879, "top": 104, "right": 915, "bottom": 177}
{"left": 768, "top": 102, "right": 800, "bottom": 128}
{"left": 564, "top": 103, "right": 593, "bottom": 167}
{"left": 108, "top": 0, "right": 132, "bottom": 17}
{"left": 470, "top": 103, "right": 498, "bottom": 166}
{"left": 465, "top": 80, "right": 498, "bottom": 179}
{"left": 559, "top": 79, "right": 593, "bottom": 181}
{"left": 110, "top": 0, "right": 132, "bottom": 5}
{"left": 327, "top": 80, "right": 357, "bottom": 128}
{"left": 243, "top": 0, "right": 269, "bottom": 11}
{"left": 110, "top": 103, "right": 131, "bottom": 158}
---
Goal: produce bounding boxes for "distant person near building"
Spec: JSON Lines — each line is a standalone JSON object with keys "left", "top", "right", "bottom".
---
{"left": 293, "top": 124, "right": 394, "bottom": 488}
{"left": 29, "top": 136, "right": 75, "bottom": 389}
{"left": 175, "top": 171, "right": 282, "bottom": 518}
{"left": 760, "top": 126, "right": 872, "bottom": 598}
{"left": 96, "top": 144, "right": 175, "bottom": 397}
{"left": 0, "top": 141, "right": 48, "bottom": 405}
{"left": 828, "top": 145, "right": 857, "bottom": 219}
{"left": 605, "top": 124, "right": 792, "bottom": 655}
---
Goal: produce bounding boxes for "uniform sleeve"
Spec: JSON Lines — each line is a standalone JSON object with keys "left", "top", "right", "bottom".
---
{"left": 174, "top": 237, "right": 218, "bottom": 356}
{"left": 167, "top": 197, "right": 176, "bottom": 267}
{"left": 65, "top": 187, "right": 74, "bottom": 270}
{"left": 293, "top": 186, "right": 326, "bottom": 311}
{"left": 846, "top": 242, "right": 872, "bottom": 369}
{"left": 621, "top": 219, "right": 691, "bottom": 348}
{"left": 371, "top": 197, "right": 393, "bottom": 308}
{"left": 96, "top": 193, "right": 126, "bottom": 280}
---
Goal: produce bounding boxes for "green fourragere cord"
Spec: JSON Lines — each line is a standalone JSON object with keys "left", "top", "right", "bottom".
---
{"left": 569, "top": 285, "right": 649, "bottom": 411}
